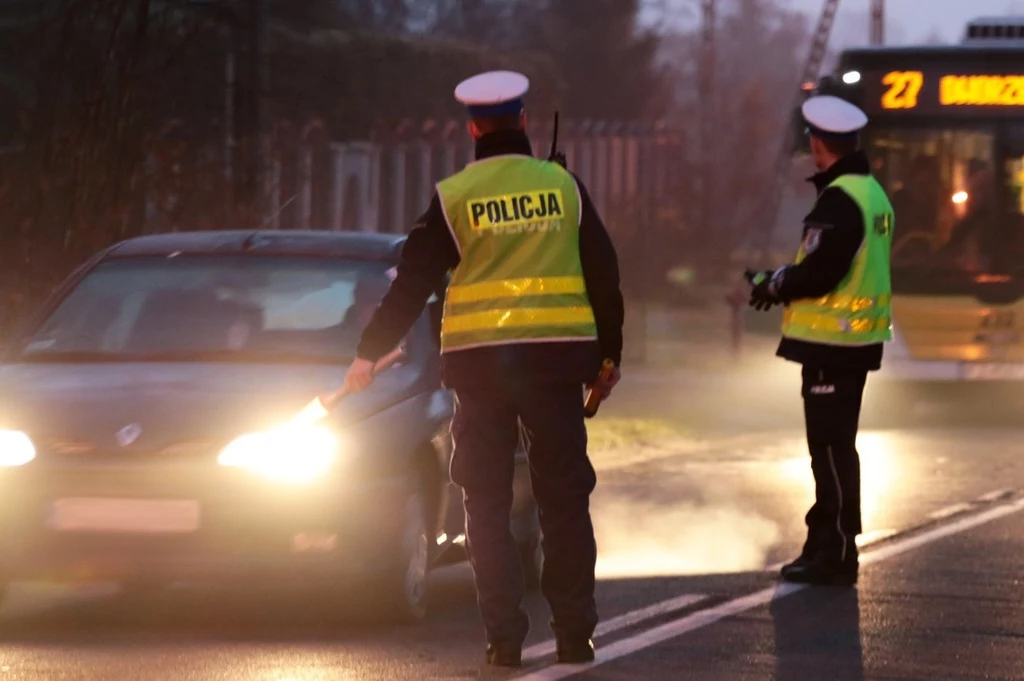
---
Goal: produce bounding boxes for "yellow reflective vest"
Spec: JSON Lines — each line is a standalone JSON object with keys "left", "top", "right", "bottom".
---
{"left": 781, "top": 174, "right": 894, "bottom": 345}
{"left": 436, "top": 156, "right": 597, "bottom": 353}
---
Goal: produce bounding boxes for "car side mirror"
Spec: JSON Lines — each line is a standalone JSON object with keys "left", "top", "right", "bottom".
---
{"left": 427, "top": 287, "right": 445, "bottom": 348}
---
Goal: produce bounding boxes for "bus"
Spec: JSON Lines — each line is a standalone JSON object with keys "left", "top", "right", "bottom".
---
{"left": 814, "top": 17, "right": 1024, "bottom": 383}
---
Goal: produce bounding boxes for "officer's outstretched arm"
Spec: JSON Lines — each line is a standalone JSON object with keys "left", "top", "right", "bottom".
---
{"left": 771, "top": 189, "right": 864, "bottom": 303}
{"left": 356, "top": 195, "right": 459, "bottom": 362}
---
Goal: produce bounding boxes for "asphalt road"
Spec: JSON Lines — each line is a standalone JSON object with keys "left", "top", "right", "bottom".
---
{"left": 2, "top": 362, "right": 1024, "bottom": 680}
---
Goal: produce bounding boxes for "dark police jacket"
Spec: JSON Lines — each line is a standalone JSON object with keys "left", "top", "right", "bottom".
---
{"left": 774, "top": 152, "right": 884, "bottom": 373}
{"left": 356, "top": 129, "right": 625, "bottom": 390}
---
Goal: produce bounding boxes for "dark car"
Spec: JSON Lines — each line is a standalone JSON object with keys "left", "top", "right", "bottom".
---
{"left": 0, "top": 230, "right": 542, "bottom": 621}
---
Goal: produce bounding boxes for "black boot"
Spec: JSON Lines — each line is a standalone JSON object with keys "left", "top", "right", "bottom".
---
{"left": 780, "top": 553, "right": 811, "bottom": 576}
{"left": 779, "top": 536, "right": 818, "bottom": 577}
{"left": 485, "top": 643, "right": 523, "bottom": 668}
{"left": 556, "top": 637, "right": 595, "bottom": 664}
{"left": 781, "top": 549, "right": 858, "bottom": 586}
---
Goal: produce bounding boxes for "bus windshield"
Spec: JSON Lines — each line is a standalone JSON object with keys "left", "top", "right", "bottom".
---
{"left": 866, "top": 125, "right": 1024, "bottom": 280}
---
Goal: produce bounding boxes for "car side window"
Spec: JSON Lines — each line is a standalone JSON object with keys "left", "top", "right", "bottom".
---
{"left": 262, "top": 280, "right": 356, "bottom": 331}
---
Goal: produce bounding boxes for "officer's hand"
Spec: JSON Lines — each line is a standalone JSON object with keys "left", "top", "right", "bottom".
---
{"left": 589, "top": 366, "right": 621, "bottom": 401}
{"left": 744, "top": 269, "right": 774, "bottom": 286}
{"left": 748, "top": 270, "right": 781, "bottom": 312}
{"left": 343, "top": 357, "right": 377, "bottom": 394}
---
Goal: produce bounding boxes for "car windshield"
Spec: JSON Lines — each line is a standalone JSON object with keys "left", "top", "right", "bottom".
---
{"left": 17, "top": 255, "right": 395, "bottom": 364}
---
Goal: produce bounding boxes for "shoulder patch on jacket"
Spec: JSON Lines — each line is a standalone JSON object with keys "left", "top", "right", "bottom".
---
{"left": 802, "top": 220, "right": 834, "bottom": 255}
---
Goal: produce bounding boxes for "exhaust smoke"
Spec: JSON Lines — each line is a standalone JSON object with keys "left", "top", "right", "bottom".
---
{"left": 593, "top": 498, "right": 781, "bottom": 579}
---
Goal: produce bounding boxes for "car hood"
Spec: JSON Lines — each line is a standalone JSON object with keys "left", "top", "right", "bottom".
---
{"left": 0, "top": 361, "right": 426, "bottom": 450}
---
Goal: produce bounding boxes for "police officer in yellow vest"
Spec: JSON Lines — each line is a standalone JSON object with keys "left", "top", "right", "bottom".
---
{"left": 747, "top": 95, "right": 893, "bottom": 586}
{"left": 340, "top": 71, "right": 624, "bottom": 667}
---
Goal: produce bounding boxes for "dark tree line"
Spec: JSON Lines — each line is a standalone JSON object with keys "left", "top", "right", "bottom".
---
{"left": 0, "top": 0, "right": 828, "bottom": 333}
{"left": 0, "top": 0, "right": 667, "bottom": 285}
{"left": 0, "top": 0, "right": 669, "bottom": 332}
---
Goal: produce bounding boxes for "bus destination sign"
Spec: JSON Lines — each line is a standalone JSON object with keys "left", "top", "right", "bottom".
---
{"left": 865, "top": 69, "right": 1024, "bottom": 115}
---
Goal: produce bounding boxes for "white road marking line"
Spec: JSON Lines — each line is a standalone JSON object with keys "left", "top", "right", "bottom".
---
{"left": 516, "top": 584, "right": 803, "bottom": 681}
{"left": 856, "top": 528, "right": 898, "bottom": 546}
{"left": 928, "top": 502, "right": 973, "bottom": 521}
{"left": 515, "top": 497, "right": 1024, "bottom": 681}
{"left": 976, "top": 488, "right": 1013, "bottom": 503}
{"left": 860, "top": 497, "right": 1024, "bottom": 564}
{"left": 522, "top": 593, "right": 708, "bottom": 661}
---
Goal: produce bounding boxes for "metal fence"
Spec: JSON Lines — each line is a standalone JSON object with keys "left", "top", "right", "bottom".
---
{"left": 248, "top": 118, "right": 687, "bottom": 241}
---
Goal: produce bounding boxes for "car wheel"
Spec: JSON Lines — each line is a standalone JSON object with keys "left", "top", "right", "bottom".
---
{"left": 373, "top": 488, "right": 431, "bottom": 623}
{"left": 514, "top": 495, "right": 543, "bottom": 592}
{"left": 519, "top": 531, "right": 543, "bottom": 592}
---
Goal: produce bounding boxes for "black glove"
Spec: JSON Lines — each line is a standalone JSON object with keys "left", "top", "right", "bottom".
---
{"left": 746, "top": 269, "right": 781, "bottom": 312}
{"left": 743, "top": 269, "right": 765, "bottom": 285}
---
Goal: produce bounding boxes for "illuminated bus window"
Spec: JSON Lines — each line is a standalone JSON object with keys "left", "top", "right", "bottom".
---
{"left": 865, "top": 128, "right": 996, "bottom": 273}
{"left": 1005, "top": 157, "right": 1024, "bottom": 215}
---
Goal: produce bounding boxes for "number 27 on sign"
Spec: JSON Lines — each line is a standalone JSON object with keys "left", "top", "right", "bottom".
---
{"left": 881, "top": 71, "right": 924, "bottom": 110}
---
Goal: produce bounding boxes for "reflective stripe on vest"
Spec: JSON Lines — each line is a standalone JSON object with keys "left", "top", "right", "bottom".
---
{"left": 441, "top": 306, "right": 597, "bottom": 336}
{"left": 782, "top": 308, "right": 892, "bottom": 335}
{"left": 437, "top": 156, "right": 597, "bottom": 353}
{"left": 446, "top": 275, "right": 588, "bottom": 304}
{"left": 781, "top": 174, "right": 894, "bottom": 346}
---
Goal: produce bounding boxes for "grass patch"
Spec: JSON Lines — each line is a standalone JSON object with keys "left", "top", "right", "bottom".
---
{"left": 585, "top": 418, "right": 689, "bottom": 451}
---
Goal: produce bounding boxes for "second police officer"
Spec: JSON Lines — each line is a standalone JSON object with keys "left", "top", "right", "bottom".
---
{"left": 748, "top": 94, "right": 894, "bottom": 586}
{"left": 339, "top": 71, "right": 625, "bottom": 667}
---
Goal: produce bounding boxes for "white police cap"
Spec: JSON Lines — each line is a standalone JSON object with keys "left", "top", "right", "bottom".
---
{"left": 802, "top": 95, "right": 868, "bottom": 137}
{"left": 454, "top": 71, "right": 530, "bottom": 118}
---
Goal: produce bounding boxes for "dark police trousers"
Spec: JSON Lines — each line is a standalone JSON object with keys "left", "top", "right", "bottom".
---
{"left": 450, "top": 382, "right": 599, "bottom": 647}
{"left": 800, "top": 366, "right": 867, "bottom": 561}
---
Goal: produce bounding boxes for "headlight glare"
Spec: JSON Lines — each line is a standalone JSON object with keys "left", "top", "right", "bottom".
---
{"left": 0, "top": 430, "right": 35, "bottom": 467}
{"left": 217, "top": 425, "right": 340, "bottom": 483}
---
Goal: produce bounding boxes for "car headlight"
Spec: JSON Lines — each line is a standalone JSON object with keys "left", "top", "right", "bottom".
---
{"left": 0, "top": 430, "right": 36, "bottom": 467}
{"left": 217, "top": 425, "right": 341, "bottom": 483}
